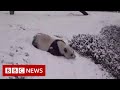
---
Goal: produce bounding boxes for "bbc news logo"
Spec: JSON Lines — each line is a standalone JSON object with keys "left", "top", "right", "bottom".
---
{"left": 2, "top": 65, "right": 45, "bottom": 76}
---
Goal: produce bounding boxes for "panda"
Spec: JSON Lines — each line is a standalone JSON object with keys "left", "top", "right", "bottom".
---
{"left": 32, "top": 33, "right": 76, "bottom": 59}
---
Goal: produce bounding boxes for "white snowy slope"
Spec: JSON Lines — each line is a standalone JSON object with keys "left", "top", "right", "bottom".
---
{"left": 0, "top": 11, "right": 120, "bottom": 79}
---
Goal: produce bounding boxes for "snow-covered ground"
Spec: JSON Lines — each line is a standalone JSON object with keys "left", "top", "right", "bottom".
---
{"left": 0, "top": 11, "right": 120, "bottom": 79}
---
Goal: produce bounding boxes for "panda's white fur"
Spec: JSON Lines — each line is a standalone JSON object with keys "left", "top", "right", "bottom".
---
{"left": 32, "top": 33, "right": 76, "bottom": 59}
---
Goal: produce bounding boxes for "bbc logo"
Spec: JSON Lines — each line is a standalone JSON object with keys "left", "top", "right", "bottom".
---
{"left": 5, "top": 67, "right": 25, "bottom": 74}
{"left": 3, "top": 65, "right": 46, "bottom": 76}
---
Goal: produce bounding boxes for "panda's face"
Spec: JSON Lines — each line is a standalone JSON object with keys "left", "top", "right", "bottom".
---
{"left": 63, "top": 45, "right": 76, "bottom": 59}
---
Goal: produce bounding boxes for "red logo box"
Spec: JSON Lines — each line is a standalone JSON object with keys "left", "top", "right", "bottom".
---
{"left": 2, "top": 65, "right": 46, "bottom": 76}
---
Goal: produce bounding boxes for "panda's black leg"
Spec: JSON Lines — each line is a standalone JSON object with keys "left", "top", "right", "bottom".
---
{"left": 32, "top": 39, "right": 38, "bottom": 49}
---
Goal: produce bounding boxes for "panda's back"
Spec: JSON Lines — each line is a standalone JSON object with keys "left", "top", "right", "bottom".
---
{"left": 33, "top": 33, "right": 55, "bottom": 51}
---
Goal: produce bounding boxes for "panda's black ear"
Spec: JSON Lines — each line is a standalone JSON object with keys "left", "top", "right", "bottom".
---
{"left": 69, "top": 44, "right": 72, "bottom": 47}
{"left": 64, "top": 48, "right": 67, "bottom": 53}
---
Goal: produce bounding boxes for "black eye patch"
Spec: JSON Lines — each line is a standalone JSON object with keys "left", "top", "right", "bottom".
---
{"left": 71, "top": 54, "right": 73, "bottom": 56}
{"left": 64, "top": 48, "right": 67, "bottom": 53}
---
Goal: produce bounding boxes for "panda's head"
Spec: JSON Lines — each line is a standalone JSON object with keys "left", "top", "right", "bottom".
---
{"left": 63, "top": 45, "right": 76, "bottom": 59}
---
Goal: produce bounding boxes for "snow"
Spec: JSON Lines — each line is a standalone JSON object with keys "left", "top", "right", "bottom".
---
{"left": 0, "top": 11, "right": 120, "bottom": 79}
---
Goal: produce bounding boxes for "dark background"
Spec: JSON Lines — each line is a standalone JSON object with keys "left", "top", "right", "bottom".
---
{"left": 0, "top": 1, "right": 120, "bottom": 11}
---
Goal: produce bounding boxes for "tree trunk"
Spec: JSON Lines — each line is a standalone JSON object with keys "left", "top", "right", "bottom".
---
{"left": 10, "top": 11, "right": 14, "bottom": 15}
{"left": 80, "top": 11, "right": 88, "bottom": 15}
